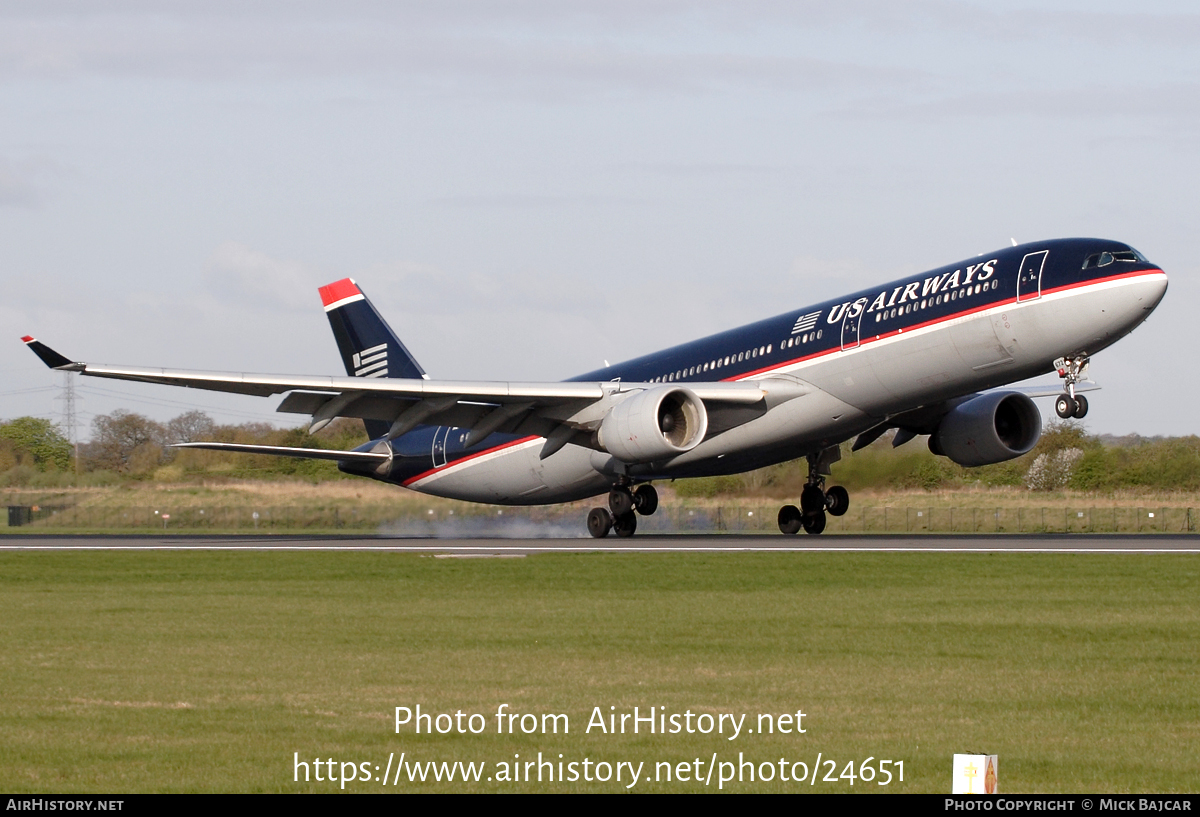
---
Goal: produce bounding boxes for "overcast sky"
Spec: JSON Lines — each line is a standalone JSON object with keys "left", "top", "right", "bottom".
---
{"left": 1, "top": 1, "right": 1197, "bottom": 440}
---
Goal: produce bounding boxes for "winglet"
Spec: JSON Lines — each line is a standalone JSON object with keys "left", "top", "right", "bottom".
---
{"left": 22, "top": 337, "right": 83, "bottom": 370}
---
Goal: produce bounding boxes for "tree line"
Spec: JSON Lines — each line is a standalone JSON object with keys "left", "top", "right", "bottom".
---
{"left": 0, "top": 410, "right": 367, "bottom": 485}
{"left": 3, "top": 411, "right": 1200, "bottom": 493}
{"left": 676, "top": 422, "right": 1200, "bottom": 496}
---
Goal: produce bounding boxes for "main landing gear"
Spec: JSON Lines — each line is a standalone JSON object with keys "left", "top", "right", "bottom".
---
{"left": 587, "top": 483, "right": 659, "bottom": 538}
{"left": 778, "top": 447, "right": 849, "bottom": 536}
{"left": 1053, "top": 354, "right": 1090, "bottom": 419}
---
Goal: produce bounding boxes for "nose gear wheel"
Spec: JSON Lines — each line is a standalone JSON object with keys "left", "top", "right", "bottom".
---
{"left": 1054, "top": 354, "right": 1091, "bottom": 419}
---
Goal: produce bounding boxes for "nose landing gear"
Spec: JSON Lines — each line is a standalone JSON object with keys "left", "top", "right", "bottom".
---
{"left": 778, "top": 447, "right": 850, "bottom": 536}
{"left": 586, "top": 483, "right": 660, "bottom": 538}
{"left": 1053, "top": 355, "right": 1091, "bottom": 419}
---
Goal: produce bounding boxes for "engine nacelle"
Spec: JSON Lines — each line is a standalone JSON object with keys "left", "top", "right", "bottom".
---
{"left": 929, "top": 391, "right": 1042, "bottom": 467}
{"left": 597, "top": 387, "right": 708, "bottom": 464}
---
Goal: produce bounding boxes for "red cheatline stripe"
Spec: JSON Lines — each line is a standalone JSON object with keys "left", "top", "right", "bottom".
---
{"left": 318, "top": 278, "right": 361, "bottom": 307}
{"left": 727, "top": 268, "right": 1165, "bottom": 382}
{"left": 1041, "top": 267, "right": 1163, "bottom": 298}
{"left": 402, "top": 435, "right": 541, "bottom": 487}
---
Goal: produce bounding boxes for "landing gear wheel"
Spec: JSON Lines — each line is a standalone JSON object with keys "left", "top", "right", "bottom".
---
{"left": 633, "top": 484, "right": 659, "bottom": 516}
{"left": 801, "top": 484, "right": 826, "bottom": 515}
{"left": 609, "top": 487, "right": 634, "bottom": 517}
{"left": 1054, "top": 354, "right": 1092, "bottom": 418}
{"left": 825, "top": 485, "right": 850, "bottom": 517}
{"left": 778, "top": 505, "right": 802, "bottom": 535}
{"left": 613, "top": 511, "right": 637, "bottom": 538}
{"left": 802, "top": 511, "right": 827, "bottom": 535}
{"left": 798, "top": 445, "right": 839, "bottom": 536}
{"left": 587, "top": 507, "right": 613, "bottom": 538}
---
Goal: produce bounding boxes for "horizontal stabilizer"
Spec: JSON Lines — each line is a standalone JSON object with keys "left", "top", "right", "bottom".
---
{"left": 21, "top": 337, "right": 81, "bottom": 371}
{"left": 172, "top": 441, "right": 390, "bottom": 463}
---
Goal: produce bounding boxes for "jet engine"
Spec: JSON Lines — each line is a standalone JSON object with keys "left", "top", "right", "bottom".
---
{"left": 928, "top": 391, "right": 1042, "bottom": 467}
{"left": 597, "top": 386, "right": 708, "bottom": 464}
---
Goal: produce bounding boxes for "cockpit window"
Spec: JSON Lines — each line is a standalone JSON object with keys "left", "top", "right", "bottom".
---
{"left": 1083, "top": 248, "right": 1147, "bottom": 269}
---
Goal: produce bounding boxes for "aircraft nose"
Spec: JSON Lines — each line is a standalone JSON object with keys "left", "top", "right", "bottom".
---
{"left": 1144, "top": 269, "right": 1168, "bottom": 311}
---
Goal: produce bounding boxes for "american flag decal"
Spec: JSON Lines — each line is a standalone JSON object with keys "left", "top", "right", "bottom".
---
{"left": 791, "top": 310, "right": 821, "bottom": 335}
{"left": 352, "top": 343, "right": 388, "bottom": 378}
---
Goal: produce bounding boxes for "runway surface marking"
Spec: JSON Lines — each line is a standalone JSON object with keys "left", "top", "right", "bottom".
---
{"left": 2, "top": 547, "right": 1197, "bottom": 553}
{"left": 3, "top": 535, "right": 1200, "bottom": 554}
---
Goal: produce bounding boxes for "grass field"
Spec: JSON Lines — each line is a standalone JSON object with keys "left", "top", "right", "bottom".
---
{"left": 4, "top": 482, "right": 1200, "bottom": 534}
{"left": 1, "top": 550, "right": 1197, "bottom": 793}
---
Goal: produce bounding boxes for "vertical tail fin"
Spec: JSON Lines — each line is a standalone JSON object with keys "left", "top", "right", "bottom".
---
{"left": 319, "top": 278, "right": 426, "bottom": 438}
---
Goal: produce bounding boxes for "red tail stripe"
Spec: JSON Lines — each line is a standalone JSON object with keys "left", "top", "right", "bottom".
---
{"left": 318, "top": 278, "right": 361, "bottom": 307}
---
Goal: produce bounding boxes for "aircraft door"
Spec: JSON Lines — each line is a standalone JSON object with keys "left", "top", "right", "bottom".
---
{"left": 432, "top": 426, "right": 451, "bottom": 468}
{"left": 840, "top": 298, "right": 867, "bottom": 351}
{"left": 1017, "top": 251, "right": 1048, "bottom": 303}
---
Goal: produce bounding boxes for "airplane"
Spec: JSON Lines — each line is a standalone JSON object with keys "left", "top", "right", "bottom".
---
{"left": 24, "top": 237, "right": 1166, "bottom": 537}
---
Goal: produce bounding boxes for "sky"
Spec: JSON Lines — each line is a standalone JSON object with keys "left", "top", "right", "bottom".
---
{"left": 1, "top": 1, "right": 1197, "bottom": 440}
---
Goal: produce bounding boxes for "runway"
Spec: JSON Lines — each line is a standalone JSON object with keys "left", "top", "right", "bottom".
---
{"left": 2, "top": 533, "right": 1200, "bottom": 554}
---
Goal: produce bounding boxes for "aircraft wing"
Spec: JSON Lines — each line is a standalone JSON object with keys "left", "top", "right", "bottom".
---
{"left": 1000, "top": 381, "right": 1100, "bottom": 398}
{"left": 849, "top": 380, "right": 1103, "bottom": 451}
{"left": 22, "top": 337, "right": 795, "bottom": 445}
